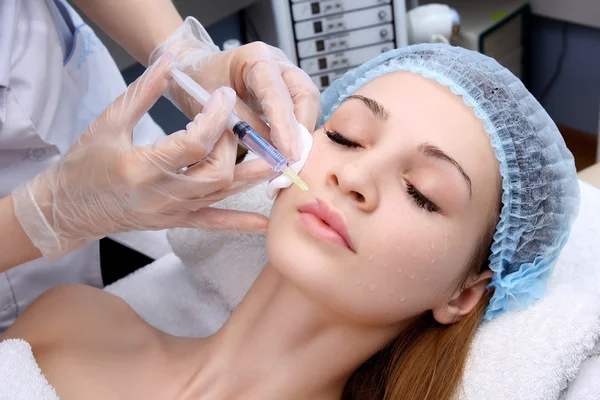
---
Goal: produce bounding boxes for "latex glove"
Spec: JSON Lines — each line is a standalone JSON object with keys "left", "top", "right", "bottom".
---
{"left": 150, "top": 17, "right": 320, "bottom": 162}
{"left": 12, "top": 55, "right": 273, "bottom": 261}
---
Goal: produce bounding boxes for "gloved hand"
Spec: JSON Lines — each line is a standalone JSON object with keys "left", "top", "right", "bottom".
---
{"left": 149, "top": 17, "right": 321, "bottom": 162}
{"left": 12, "top": 54, "right": 273, "bottom": 261}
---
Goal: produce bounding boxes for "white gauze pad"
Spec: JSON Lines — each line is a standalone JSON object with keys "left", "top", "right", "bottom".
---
{"left": 266, "top": 124, "right": 313, "bottom": 199}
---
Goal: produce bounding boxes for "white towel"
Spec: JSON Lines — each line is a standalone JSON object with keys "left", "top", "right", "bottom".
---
{"left": 561, "top": 341, "right": 600, "bottom": 400}
{"left": 0, "top": 339, "right": 58, "bottom": 400}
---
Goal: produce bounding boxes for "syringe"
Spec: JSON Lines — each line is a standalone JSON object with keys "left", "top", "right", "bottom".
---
{"left": 169, "top": 68, "right": 309, "bottom": 192}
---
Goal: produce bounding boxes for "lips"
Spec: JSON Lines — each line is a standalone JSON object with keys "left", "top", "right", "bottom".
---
{"left": 298, "top": 199, "right": 355, "bottom": 252}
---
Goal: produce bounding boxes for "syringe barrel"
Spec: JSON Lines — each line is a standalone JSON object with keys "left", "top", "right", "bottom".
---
{"left": 232, "top": 121, "right": 288, "bottom": 172}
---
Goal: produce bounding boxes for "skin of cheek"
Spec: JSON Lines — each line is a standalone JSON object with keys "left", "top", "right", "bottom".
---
{"left": 356, "top": 207, "right": 473, "bottom": 318}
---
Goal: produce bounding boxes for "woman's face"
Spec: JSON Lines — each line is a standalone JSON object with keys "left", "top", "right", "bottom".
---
{"left": 267, "top": 72, "right": 501, "bottom": 326}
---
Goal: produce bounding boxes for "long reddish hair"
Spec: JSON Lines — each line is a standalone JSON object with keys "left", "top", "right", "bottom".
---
{"left": 343, "top": 226, "right": 496, "bottom": 400}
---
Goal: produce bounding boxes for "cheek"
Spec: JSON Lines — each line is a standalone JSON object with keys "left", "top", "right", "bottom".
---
{"left": 354, "top": 214, "right": 472, "bottom": 314}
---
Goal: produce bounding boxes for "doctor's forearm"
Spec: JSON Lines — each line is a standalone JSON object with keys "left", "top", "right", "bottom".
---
{"left": 0, "top": 196, "right": 42, "bottom": 273}
{"left": 72, "top": 0, "right": 183, "bottom": 66}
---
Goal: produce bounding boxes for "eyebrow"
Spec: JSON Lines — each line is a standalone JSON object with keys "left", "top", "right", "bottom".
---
{"left": 342, "top": 95, "right": 390, "bottom": 121}
{"left": 418, "top": 143, "right": 472, "bottom": 197}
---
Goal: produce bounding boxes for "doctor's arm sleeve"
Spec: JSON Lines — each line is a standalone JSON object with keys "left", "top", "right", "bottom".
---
{"left": 71, "top": 0, "right": 183, "bottom": 66}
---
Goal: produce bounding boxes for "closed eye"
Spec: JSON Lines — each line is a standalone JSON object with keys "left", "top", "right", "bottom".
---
{"left": 406, "top": 182, "right": 440, "bottom": 213}
{"left": 324, "top": 127, "right": 363, "bottom": 148}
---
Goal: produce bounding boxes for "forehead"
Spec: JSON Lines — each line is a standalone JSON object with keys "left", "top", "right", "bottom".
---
{"left": 342, "top": 72, "right": 485, "bottom": 151}
{"left": 351, "top": 72, "right": 478, "bottom": 134}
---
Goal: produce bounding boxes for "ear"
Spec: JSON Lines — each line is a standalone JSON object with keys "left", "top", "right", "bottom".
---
{"left": 432, "top": 269, "right": 493, "bottom": 325}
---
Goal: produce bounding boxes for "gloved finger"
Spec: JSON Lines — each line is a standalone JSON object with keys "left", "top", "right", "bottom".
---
{"left": 181, "top": 157, "right": 276, "bottom": 201}
{"left": 174, "top": 170, "right": 258, "bottom": 205}
{"left": 181, "top": 207, "right": 269, "bottom": 233}
{"left": 158, "top": 148, "right": 264, "bottom": 204}
{"left": 166, "top": 120, "right": 237, "bottom": 201}
{"left": 185, "top": 131, "right": 237, "bottom": 184}
{"left": 147, "top": 86, "right": 236, "bottom": 171}
{"left": 260, "top": 46, "right": 320, "bottom": 132}
{"left": 244, "top": 59, "right": 301, "bottom": 161}
{"left": 280, "top": 63, "right": 321, "bottom": 132}
{"left": 187, "top": 148, "right": 275, "bottom": 184}
{"left": 232, "top": 158, "right": 277, "bottom": 186}
{"left": 107, "top": 53, "right": 174, "bottom": 135}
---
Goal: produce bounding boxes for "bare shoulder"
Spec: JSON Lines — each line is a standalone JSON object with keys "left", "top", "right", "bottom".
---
{"left": 1, "top": 284, "right": 150, "bottom": 347}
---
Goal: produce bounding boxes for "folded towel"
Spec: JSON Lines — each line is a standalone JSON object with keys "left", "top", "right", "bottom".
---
{"left": 166, "top": 181, "right": 600, "bottom": 400}
{"left": 105, "top": 253, "right": 229, "bottom": 338}
{"left": 0, "top": 339, "right": 58, "bottom": 400}
{"left": 167, "top": 181, "right": 272, "bottom": 310}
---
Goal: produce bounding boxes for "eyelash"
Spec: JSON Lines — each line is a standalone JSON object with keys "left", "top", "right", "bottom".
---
{"left": 324, "top": 127, "right": 362, "bottom": 148}
{"left": 406, "top": 182, "right": 440, "bottom": 213}
{"left": 324, "top": 127, "right": 440, "bottom": 214}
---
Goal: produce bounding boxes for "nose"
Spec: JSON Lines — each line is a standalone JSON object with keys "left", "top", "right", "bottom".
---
{"left": 326, "top": 160, "right": 378, "bottom": 212}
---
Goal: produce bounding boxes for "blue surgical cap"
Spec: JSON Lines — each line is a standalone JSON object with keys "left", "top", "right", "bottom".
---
{"left": 320, "top": 44, "right": 580, "bottom": 320}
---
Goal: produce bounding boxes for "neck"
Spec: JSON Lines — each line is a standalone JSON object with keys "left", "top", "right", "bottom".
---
{"left": 180, "top": 265, "right": 401, "bottom": 400}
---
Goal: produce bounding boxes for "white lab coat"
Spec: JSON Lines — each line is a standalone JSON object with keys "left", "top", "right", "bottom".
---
{"left": 0, "top": 0, "right": 171, "bottom": 332}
